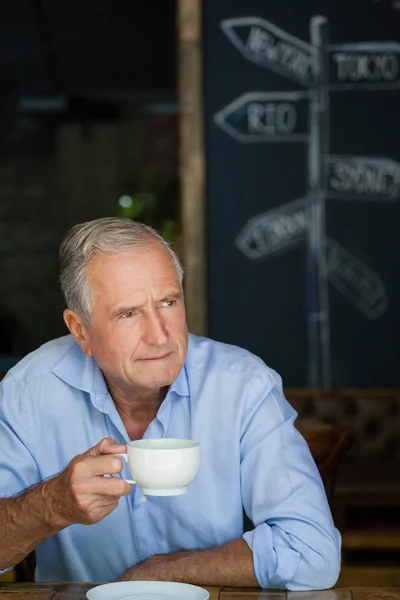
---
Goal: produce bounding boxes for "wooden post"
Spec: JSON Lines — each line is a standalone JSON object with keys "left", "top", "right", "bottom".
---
{"left": 177, "top": 0, "right": 207, "bottom": 336}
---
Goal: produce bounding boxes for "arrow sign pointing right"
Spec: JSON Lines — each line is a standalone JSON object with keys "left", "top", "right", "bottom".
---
{"left": 326, "top": 238, "right": 388, "bottom": 319}
{"left": 221, "top": 17, "right": 317, "bottom": 87}
{"left": 329, "top": 42, "right": 400, "bottom": 90}
{"left": 325, "top": 155, "right": 400, "bottom": 201}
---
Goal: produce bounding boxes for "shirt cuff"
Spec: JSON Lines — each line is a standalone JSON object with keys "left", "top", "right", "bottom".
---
{"left": 243, "top": 522, "right": 300, "bottom": 589}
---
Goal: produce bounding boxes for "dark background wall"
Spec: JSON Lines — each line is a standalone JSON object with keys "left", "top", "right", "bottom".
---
{"left": 0, "top": 1, "right": 177, "bottom": 363}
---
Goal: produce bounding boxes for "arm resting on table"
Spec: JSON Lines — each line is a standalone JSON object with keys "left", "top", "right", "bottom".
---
{"left": 117, "top": 538, "right": 258, "bottom": 587}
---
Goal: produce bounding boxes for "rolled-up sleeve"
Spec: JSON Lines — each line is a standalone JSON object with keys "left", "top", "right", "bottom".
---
{"left": 241, "top": 370, "right": 341, "bottom": 590}
{"left": 0, "top": 373, "right": 41, "bottom": 574}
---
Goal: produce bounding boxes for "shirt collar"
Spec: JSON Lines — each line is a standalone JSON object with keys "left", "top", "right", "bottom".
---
{"left": 168, "top": 362, "right": 190, "bottom": 398}
{"left": 52, "top": 337, "right": 190, "bottom": 401}
{"left": 52, "top": 340, "right": 97, "bottom": 395}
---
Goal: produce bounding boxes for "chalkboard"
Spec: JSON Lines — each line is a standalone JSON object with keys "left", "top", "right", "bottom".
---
{"left": 204, "top": 0, "right": 400, "bottom": 387}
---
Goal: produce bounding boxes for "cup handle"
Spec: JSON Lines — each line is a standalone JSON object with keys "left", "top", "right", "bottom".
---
{"left": 110, "top": 453, "right": 136, "bottom": 485}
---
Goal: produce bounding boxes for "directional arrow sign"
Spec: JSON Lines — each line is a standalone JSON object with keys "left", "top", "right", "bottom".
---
{"left": 236, "top": 197, "right": 308, "bottom": 259}
{"left": 325, "top": 155, "right": 400, "bottom": 201}
{"left": 214, "top": 92, "right": 309, "bottom": 143}
{"left": 221, "top": 17, "right": 317, "bottom": 87}
{"left": 326, "top": 238, "right": 388, "bottom": 319}
{"left": 329, "top": 42, "right": 400, "bottom": 90}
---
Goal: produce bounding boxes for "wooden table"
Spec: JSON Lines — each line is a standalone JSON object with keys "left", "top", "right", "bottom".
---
{"left": 1, "top": 583, "right": 400, "bottom": 600}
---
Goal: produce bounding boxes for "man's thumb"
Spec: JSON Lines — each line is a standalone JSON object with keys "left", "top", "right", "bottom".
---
{"left": 86, "top": 437, "right": 124, "bottom": 457}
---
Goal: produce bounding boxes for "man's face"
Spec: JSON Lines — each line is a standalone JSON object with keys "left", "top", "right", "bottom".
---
{"left": 69, "top": 243, "right": 188, "bottom": 394}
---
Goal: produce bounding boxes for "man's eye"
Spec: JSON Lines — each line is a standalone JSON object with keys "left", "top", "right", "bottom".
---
{"left": 121, "top": 311, "right": 134, "bottom": 319}
{"left": 162, "top": 299, "right": 175, "bottom": 308}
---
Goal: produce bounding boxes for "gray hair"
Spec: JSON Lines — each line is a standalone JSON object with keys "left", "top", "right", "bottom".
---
{"left": 60, "top": 217, "right": 184, "bottom": 323}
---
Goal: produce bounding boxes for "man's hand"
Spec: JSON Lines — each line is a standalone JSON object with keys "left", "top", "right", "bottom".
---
{"left": 0, "top": 438, "right": 132, "bottom": 571}
{"left": 49, "top": 437, "right": 132, "bottom": 528}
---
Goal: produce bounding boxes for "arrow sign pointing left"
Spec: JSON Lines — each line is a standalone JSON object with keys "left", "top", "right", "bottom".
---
{"left": 221, "top": 17, "right": 317, "bottom": 87}
{"left": 214, "top": 91, "right": 309, "bottom": 143}
{"left": 236, "top": 197, "right": 308, "bottom": 259}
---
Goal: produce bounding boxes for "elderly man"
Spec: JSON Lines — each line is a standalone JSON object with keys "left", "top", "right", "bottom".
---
{"left": 0, "top": 217, "right": 341, "bottom": 588}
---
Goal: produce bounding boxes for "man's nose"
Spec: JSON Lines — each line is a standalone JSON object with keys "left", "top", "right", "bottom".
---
{"left": 142, "top": 312, "right": 168, "bottom": 346}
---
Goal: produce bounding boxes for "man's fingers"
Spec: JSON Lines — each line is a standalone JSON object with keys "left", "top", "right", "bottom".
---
{"left": 84, "top": 438, "right": 116, "bottom": 458}
{"left": 101, "top": 479, "right": 133, "bottom": 497}
{"left": 74, "top": 475, "right": 132, "bottom": 497}
{"left": 85, "top": 438, "right": 127, "bottom": 458}
{"left": 82, "top": 454, "right": 125, "bottom": 477}
{"left": 99, "top": 439, "right": 127, "bottom": 455}
{"left": 96, "top": 476, "right": 132, "bottom": 497}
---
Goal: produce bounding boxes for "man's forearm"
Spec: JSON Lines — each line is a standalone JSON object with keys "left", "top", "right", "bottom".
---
{"left": 0, "top": 478, "right": 63, "bottom": 570}
{"left": 117, "top": 538, "right": 259, "bottom": 587}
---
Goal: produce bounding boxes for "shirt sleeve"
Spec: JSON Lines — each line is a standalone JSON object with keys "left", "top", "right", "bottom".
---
{"left": 241, "top": 368, "right": 341, "bottom": 591}
{"left": 0, "top": 372, "right": 41, "bottom": 573}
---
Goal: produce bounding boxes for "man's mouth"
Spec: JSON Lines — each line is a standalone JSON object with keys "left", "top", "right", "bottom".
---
{"left": 139, "top": 352, "right": 172, "bottom": 361}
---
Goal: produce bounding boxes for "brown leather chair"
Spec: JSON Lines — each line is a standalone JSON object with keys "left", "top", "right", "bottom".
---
{"left": 297, "top": 418, "right": 355, "bottom": 505}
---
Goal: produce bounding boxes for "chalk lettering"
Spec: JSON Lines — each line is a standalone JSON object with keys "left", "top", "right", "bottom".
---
{"left": 328, "top": 158, "right": 400, "bottom": 199}
{"left": 247, "top": 102, "right": 297, "bottom": 135}
{"left": 332, "top": 52, "right": 399, "bottom": 82}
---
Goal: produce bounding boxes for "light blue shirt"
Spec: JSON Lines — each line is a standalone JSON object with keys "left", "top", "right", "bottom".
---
{"left": 0, "top": 334, "right": 341, "bottom": 589}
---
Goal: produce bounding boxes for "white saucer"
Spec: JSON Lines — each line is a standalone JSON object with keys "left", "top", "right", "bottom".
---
{"left": 86, "top": 581, "right": 210, "bottom": 600}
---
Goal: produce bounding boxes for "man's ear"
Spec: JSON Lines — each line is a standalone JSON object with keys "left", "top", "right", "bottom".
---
{"left": 63, "top": 309, "right": 93, "bottom": 357}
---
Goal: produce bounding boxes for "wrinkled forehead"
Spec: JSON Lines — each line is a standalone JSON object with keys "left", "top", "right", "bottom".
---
{"left": 86, "top": 245, "right": 181, "bottom": 306}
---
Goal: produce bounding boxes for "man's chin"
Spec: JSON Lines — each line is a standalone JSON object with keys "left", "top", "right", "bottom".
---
{"left": 130, "top": 358, "right": 184, "bottom": 389}
{"left": 130, "top": 380, "right": 172, "bottom": 393}
{"left": 132, "top": 372, "right": 178, "bottom": 391}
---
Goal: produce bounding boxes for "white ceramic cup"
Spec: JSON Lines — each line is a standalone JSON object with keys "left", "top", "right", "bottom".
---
{"left": 117, "top": 438, "right": 200, "bottom": 496}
